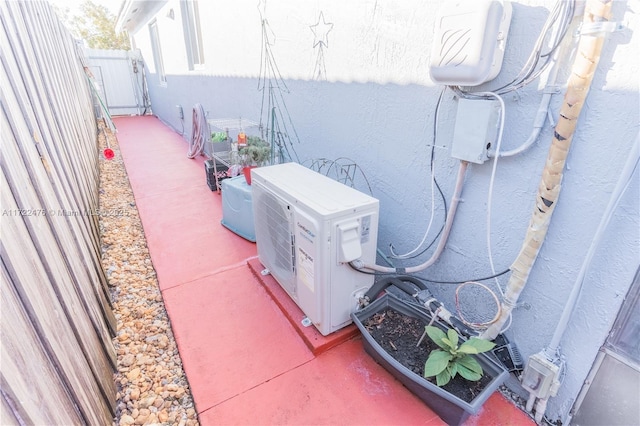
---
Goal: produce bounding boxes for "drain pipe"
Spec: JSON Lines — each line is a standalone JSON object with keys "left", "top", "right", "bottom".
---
{"left": 481, "top": 0, "right": 616, "bottom": 342}
{"left": 353, "top": 160, "right": 469, "bottom": 274}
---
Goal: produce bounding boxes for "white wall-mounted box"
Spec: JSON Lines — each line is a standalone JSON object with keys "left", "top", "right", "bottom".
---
{"left": 429, "top": 0, "right": 512, "bottom": 86}
{"left": 451, "top": 98, "right": 501, "bottom": 164}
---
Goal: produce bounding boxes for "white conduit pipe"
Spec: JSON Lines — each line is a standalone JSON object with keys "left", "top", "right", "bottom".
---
{"left": 498, "top": 0, "right": 581, "bottom": 158}
{"left": 498, "top": 68, "right": 559, "bottom": 158}
{"left": 498, "top": 10, "right": 569, "bottom": 158}
{"left": 544, "top": 132, "right": 640, "bottom": 360}
{"left": 360, "top": 160, "right": 469, "bottom": 274}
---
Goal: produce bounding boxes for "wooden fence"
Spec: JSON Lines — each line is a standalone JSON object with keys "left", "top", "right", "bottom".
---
{"left": 1, "top": 1, "right": 116, "bottom": 424}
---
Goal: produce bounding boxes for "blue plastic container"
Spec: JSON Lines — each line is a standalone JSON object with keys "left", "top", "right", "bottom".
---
{"left": 220, "top": 175, "right": 255, "bottom": 242}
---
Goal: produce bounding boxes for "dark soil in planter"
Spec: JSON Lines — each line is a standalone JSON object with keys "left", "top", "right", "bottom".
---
{"left": 364, "top": 308, "right": 492, "bottom": 403}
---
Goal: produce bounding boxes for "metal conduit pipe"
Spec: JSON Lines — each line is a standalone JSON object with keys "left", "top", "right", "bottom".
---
{"left": 355, "top": 161, "right": 469, "bottom": 274}
{"left": 544, "top": 132, "right": 639, "bottom": 360}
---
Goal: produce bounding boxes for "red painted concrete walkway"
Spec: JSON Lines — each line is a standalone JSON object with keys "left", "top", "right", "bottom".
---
{"left": 114, "top": 115, "right": 534, "bottom": 426}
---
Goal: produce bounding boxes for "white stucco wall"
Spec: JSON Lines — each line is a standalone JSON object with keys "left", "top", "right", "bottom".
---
{"left": 128, "top": 0, "right": 640, "bottom": 422}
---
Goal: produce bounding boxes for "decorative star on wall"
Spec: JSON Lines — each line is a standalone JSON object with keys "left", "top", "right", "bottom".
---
{"left": 310, "top": 12, "right": 333, "bottom": 48}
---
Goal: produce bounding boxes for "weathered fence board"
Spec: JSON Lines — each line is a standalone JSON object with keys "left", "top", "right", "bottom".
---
{"left": 2, "top": 1, "right": 117, "bottom": 339}
{"left": 1, "top": 177, "right": 112, "bottom": 425}
{"left": 1, "top": 261, "right": 85, "bottom": 426}
{"left": 1, "top": 117, "right": 116, "bottom": 405}
{"left": 3, "top": 1, "right": 114, "bottom": 320}
{"left": 0, "top": 383, "right": 20, "bottom": 426}
{"left": 0, "top": 1, "right": 116, "bottom": 423}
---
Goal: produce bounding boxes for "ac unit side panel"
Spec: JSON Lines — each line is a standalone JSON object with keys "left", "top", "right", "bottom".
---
{"left": 291, "top": 209, "right": 383, "bottom": 336}
{"left": 327, "top": 210, "right": 379, "bottom": 333}
{"left": 291, "top": 206, "right": 327, "bottom": 329}
{"left": 253, "top": 181, "right": 297, "bottom": 299}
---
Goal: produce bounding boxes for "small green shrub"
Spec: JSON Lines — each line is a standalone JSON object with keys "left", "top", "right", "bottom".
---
{"left": 239, "top": 136, "right": 271, "bottom": 166}
{"left": 422, "top": 326, "right": 495, "bottom": 387}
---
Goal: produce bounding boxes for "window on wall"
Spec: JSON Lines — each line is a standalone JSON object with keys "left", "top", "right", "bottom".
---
{"left": 181, "top": 0, "right": 205, "bottom": 69}
{"left": 607, "top": 267, "right": 640, "bottom": 363}
{"left": 149, "top": 20, "right": 166, "bottom": 84}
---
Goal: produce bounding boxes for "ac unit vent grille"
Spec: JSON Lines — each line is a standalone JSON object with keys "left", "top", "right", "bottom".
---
{"left": 254, "top": 186, "right": 296, "bottom": 297}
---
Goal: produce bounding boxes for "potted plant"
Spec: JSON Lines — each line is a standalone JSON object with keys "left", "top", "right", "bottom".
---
{"left": 239, "top": 136, "right": 270, "bottom": 185}
{"left": 351, "top": 292, "right": 508, "bottom": 426}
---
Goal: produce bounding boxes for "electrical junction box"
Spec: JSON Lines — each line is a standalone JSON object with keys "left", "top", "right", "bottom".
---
{"left": 451, "top": 98, "right": 501, "bottom": 164}
{"left": 521, "top": 353, "right": 561, "bottom": 399}
{"left": 429, "top": 0, "right": 512, "bottom": 86}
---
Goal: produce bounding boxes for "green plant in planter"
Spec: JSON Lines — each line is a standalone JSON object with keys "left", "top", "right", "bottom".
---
{"left": 422, "top": 326, "right": 496, "bottom": 387}
{"left": 211, "top": 131, "right": 227, "bottom": 142}
{"left": 239, "top": 136, "right": 271, "bottom": 167}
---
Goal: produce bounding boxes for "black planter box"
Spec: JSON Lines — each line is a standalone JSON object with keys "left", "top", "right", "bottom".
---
{"left": 204, "top": 159, "right": 229, "bottom": 191}
{"left": 351, "top": 293, "right": 509, "bottom": 426}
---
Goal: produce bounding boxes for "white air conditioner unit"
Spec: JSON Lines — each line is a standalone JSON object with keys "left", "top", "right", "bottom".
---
{"left": 252, "top": 162, "right": 379, "bottom": 336}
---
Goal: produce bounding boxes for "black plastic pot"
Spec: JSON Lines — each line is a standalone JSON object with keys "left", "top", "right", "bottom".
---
{"left": 351, "top": 292, "right": 509, "bottom": 426}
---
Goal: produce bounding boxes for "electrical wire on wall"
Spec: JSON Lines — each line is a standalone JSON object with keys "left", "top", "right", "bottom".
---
{"left": 452, "top": 0, "right": 576, "bottom": 98}
{"left": 497, "top": 0, "right": 577, "bottom": 158}
{"left": 389, "top": 87, "right": 448, "bottom": 260}
{"left": 447, "top": 0, "right": 577, "bottom": 161}
{"left": 455, "top": 281, "right": 502, "bottom": 330}
{"left": 466, "top": 91, "right": 508, "bottom": 300}
{"left": 480, "top": 0, "right": 616, "bottom": 345}
{"left": 437, "top": 0, "right": 578, "bottom": 331}
{"left": 424, "top": 272, "right": 508, "bottom": 332}
{"left": 362, "top": 0, "right": 576, "bottom": 271}
{"left": 349, "top": 262, "right": 510, "bottom": 284}
{"left": 352, "top": 160, "right": 470, "bottom": 275}
{"left": 351, "top": 0, "right": 578, "bottom": 336}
